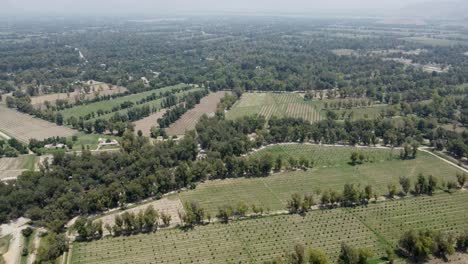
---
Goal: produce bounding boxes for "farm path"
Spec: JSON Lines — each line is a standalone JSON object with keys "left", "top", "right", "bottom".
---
{"left": 419, "top": 147, "right": 468, "bottom": 174}
{"left": 0, "top": 218, "right": 30, "bottom": 264}
{"left": 27, "top": 227, "right": 45, "bottom": 264}
{"left": 0, "top": 130, "right": 11, "bottom": 140}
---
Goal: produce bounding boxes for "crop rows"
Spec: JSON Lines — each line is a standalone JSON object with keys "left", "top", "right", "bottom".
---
{"left": 89, "top": 88, "right": 202, "bottom": 122}
{"left": 0, "top": 106, "right": 76, "bottom": 142}
{"left": 227, "top": 93, "right": 322, "bottom": 123}
{"left": 251, "top": 144, "right": 397, "bottom": 167}
{"left": 180, "top": 144, "right": 461, "bottom": 215}
{"left": 59, "top": 84, "right": 189, "bottom": 120}
{"left": 72, "top": 192, "right": 468, "bottom": 264}
{"left": 166, "top": 91, "right": 226, "bottom": 135}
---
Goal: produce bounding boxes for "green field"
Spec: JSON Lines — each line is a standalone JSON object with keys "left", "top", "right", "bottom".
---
{"left": 59, "top": 84, "right": 189, "bottom": 119}
{"left": 226, "top": 93, "right": 388, "bottom": 122}
{"left": 22, "top": 155, "right": 37, "bottom": 170}
{"left": 401, "top": 37, "right": 468, "bottom": 46}
{"left": 72, "top": 192, "right": 468, "bottom": 264}
{"left": 180, "top": 144, "right": 462, "bottom": 215}
{"left": 88, "top": 87, "right": 202, "bottom": 122}
{"left": 226, "top": 93, "right": 322, "bottom": 122}
{"left": 332, "top": 105, "right": 388, "bottom": 120}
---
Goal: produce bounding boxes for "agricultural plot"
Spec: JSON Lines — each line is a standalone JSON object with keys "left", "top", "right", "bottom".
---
{"left": 0, "top": 106, "right": 76, "bottom": 142}
{"left": 95, "top": 196, "right": 184, "bottom": 235}
{"left": 166, "top": 91, "right": 227, "bottom": 135}
{"left": 350, "top": 192, "right": 468, "bottom": 247}
{"left": 90, "top": 88, "right": 201, "bottom": 122}
{"left": 72, "top": 192, "right": 468, "bottom": 264}
{"left": 0, "top": 155, "right": 37, "bottom": 180}
{"left": 59, "top": 84, "right": 189, "bottom": 120}
{"left": 180, "top": 144, "right": 463, "bottom": 215}
{"left": 133, "top": 109, "right": 168, "bottom": 136}
{"left": 332, "top": 105, "right": 388, "bottom": 120}
{"left": 226, "top": 93, "right": 322, "bottom": 123}
{"left": 30, "top": 81, "right": 127, "bottom": 109}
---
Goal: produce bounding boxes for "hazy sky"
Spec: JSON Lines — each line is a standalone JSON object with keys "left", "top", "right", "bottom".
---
{"left": 2, "top": 0, "right": 439, "bottom": 15}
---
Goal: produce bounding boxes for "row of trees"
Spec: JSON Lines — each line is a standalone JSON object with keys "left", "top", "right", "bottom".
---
{"left": 0, "top": 138, "right": 28, "bottom": 157}
{"left": 399, "top": 229, "right": 468, "bottom": 261}
{"left": 157, "top": 89, "right": 209, "bottom": 128}
{"left": 264, "top": 243, "right": 372, "bottom": 264}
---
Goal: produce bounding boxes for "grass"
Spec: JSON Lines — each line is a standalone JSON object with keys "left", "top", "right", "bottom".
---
{"left": 180, "top": 144, "right": 463, "bottom": 215}
{"left": 87, "top": 88, "right": 202, "bottom": 122}
{"left": 227, "top": 93, "right": 388, "bottom": 122}
{"left": 20, "top": 230, "right": 37, "bottom": 264}
{"left": 332, "top": 105, "right": 388, "bottom": 120}
{"left": 70, "top": 133, "right": 118, "bottom": 151}
{"left": 23, "top": 155, "right": 37, "bottom": 170}
{"left": 59, "top": 84, "right": 189, "bottom": 120}
{"left": 226, "top": 93, "right": 322, "bottom": 122}
{"left": 0, "top": 235, "right": 11, "bottom": 255}
{"left": 71, "top": 192, "right": 468, "bottom": 264}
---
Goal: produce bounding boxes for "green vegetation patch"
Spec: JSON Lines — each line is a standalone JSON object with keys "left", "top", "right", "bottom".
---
{"left": 181, "top": 145, "right": 462, "bottom": 215}
{"left": 0, "top": 235, "right": 11, "bottom": 255}
{"left": 226, "top": 93, "right": 322, "bottom": 123}
{"left": 72, "top": 192, "right": 468, "bottom": 264}
{"left": 59, "top": 84, "right": 188, "bottom": 119}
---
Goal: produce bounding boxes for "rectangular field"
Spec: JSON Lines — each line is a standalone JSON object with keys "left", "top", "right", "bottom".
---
{"left": 30, "top": 81, "right": 127, "bottom": 108}
{"left": 71, "top": 192, "right": 468, "bottom": 264}
{"left": 226, "top": 92, "right": 322, "bottom": 122}
{"left": 59, "top": 84, "right": 189, "bottom": 120}
{"left": 91, "top": 88, "right": 202, "bottom": 122}
{"left": 0, "top": 106, "right": 76, "bottom": 142}
{"left": 166, "top": 91, "right": 227, "bottom": 135}
{"left": 0, "top": 155, "right": 37, "bottom": 180}
{"left": 180, "top": 144, "right": 463, "bottom": 215}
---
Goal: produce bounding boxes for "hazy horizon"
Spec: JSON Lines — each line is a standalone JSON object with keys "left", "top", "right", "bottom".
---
{"left": 1, "top": 0, "right": 457, "bottom": 16}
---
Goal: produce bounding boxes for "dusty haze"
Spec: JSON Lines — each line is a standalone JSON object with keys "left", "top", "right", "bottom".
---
{"left": 2, "top": 0, "right": 457, "bottom": 16}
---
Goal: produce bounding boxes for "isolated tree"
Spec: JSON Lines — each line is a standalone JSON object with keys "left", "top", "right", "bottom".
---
{"left": 387, "top": 183, "right": 397, "bottom": 198}
{"left": 307, "top": 248, "right": 328, "bottom": 264}
{"left": 234, "top": 201, "right": 248, "bottom": 218}
{"left": 399, "top": 176, "right": 411, "bottom": 195}
{"left": 274, "top": 156, "right": 283, "bottom": 171}
{"left": 287, "top": 193, "right": 303, "bottom": 213}
{"left": 428, "top": 175, "right": 437, "bottom": 195}
{"left": 433, "top": 231, "right": 456, "bottom": 258}
{"left": 338, "top": 243, "right": 359, "bottom": 264}
{"left": 350, "top": 152, "right": 359, "bottom": 165}
{"left": 364, "top": 185, "right": 372, "bottom": 200}
{"left": 160, "top": 212, "right": 172, "bottom": 227}
{"left": 456, "top": 173, "right": 466, "bottom": 188}
{"left": 289, "top": 244, "right": 306, "bottom": 264}
{"left": 217, "top": 205, "right": 233, "bottom": 223}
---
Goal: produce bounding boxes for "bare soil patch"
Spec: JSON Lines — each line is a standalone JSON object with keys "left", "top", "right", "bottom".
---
{"left": 96, "top": 196, "right": 185, "bottom": 235}
{"left": 133, "top": 108, "right": 168, "bottom": 136}
{"left": 30, "top": 81, "right": 127, "bottom": 108}
{"left": 166, "top": 91, "right": 227, "bottom": 135}
{"left": 0, "top": 106, "right": 76, "bottom": 142}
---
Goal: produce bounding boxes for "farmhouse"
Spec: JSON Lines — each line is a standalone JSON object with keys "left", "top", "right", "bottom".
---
{"left": 98, "top": 138, "right": 119, "bottom": 147}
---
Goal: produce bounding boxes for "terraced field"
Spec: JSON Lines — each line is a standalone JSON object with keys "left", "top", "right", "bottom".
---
{"left": 0, "top": 106, "right": 76, "bottom": 142}
{"left": 180, "top": 144, "right": 463, "bottom": 215}
{"left": 72, "top": 192, "right": 468, "bottom": 264}
{"left": 226, "top": 93, "right": 322, "bottom": 122}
